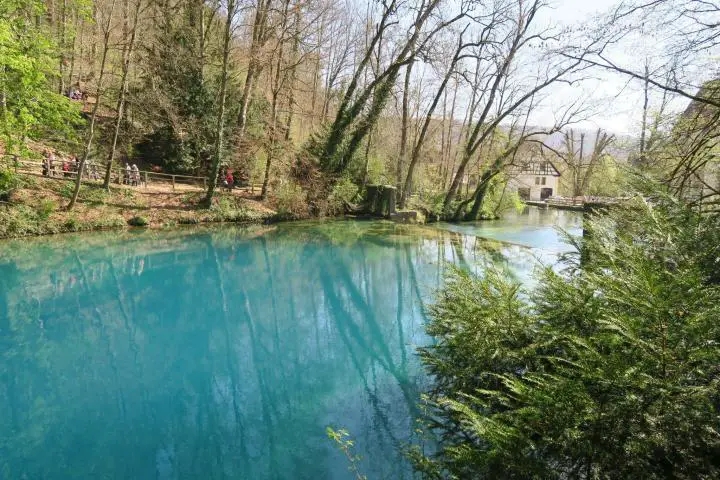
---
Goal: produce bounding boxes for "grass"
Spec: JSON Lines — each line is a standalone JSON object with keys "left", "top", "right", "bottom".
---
{"left": 0, "top": 204, "right": 126, "bottom": 237}
{"left": 0, "top": 173, "right": 279, "bottom": 239}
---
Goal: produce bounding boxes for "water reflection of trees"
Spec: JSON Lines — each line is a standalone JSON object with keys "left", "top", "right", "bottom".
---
{"left": 0, "top": 222, "right": 523, "bottom": 479}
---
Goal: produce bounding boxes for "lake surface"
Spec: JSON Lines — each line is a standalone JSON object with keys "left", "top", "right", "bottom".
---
{"left": 0, "top": 208, "right": 581, "bottom": 479}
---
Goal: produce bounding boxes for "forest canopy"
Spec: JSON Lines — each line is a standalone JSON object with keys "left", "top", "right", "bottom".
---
{"left": 0, "top": 0, "right": 718, "bottom": 211}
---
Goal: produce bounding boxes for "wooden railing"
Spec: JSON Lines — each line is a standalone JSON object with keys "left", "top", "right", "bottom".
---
{"left": 545, "top": 196, "right": 626, "bottom": 207}
{"left": 546, "top": 196, "right": 585, "bottom": 206}
{"left": 1, "top": 155, "right": 210, "bottom": 191}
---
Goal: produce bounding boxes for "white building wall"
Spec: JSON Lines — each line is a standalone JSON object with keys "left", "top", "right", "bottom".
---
{"left": 508, "top": 174, "right": 560, "bottom": 201}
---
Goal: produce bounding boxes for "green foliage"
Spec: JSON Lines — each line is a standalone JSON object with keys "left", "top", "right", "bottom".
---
{"left": 480, "top": 174, "right": 524, "bottom": 219}
{"left": 127, "top": 216, "right": 149, "bottom": 227}
{"left": 326, "top": 427, "right": 367, "bottom": 480}
{"left": 0, "top": 168, "right": 19, "bottom": 200}
{"left": 136, "top": 10, "right": 219, "bottom": 174}
{"left": 35, "top": 199, "right": 57, "bottom": 220}
{"left": 56, "top": 183, "right": 108, "bottom": 203}
{"left": 210, "top": 195, "right": 247, "bottom": 222}
{"left": 57, "top": 182, "right": 75, "bottom": 199}
{"left": 63, "top": 216, "right": 79, "bottom": 230}
{"left": 272, "top": 181, "right": 307, "bottom": 219}
{"left": 586, "top": 156, "right": 626, "bottom": 197}
{"left": 415, "top": 191, "right": 720, "bottom": 479}
{"left": 326, "top": 177, "right": 359, "bottom": 216}
{"left": 0, "top": 203, "right": 124, "bottom": 237}
{"left": 134, "top": 126, "right": 199, "bottom": 174}
{"left": 0, "top": 0, "right": 82, "bottom": 151}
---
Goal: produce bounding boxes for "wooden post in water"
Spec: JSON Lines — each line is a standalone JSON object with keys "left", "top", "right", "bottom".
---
{"left": 384, "top": 186, "right": 397, "bottom": 215}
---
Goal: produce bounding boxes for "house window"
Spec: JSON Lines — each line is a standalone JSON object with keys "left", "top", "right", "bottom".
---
{"left": 535, "top": 177, "right": 541, "bottom": 185}
{"left": 541, "top": 177, "right": 546, "bottom": 185}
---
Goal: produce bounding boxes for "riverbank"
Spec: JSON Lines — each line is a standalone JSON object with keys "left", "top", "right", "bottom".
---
{"left": 0, "top": 174, "right": 284, "bottom": 239}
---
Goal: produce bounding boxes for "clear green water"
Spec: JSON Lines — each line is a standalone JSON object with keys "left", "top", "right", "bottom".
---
{"left": 0, "top": 208, "right": 581, "bottom": 479}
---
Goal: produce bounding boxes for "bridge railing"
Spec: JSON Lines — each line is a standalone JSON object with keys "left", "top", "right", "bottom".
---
{"left": 546, "top": 195, "right": 627, "bottom": 207}
{"left": 546, "top": 196, "right": 584, "bottom": 206}
{"left": 1, "top": 155, "right": 210, "bottom": 191}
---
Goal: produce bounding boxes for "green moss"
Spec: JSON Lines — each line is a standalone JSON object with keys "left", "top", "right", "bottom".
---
{"left": 0, "top": 205, "right": 125, "bottom": 238}
{"left": 127, "top": 216, "right": 150, "bottom": 227}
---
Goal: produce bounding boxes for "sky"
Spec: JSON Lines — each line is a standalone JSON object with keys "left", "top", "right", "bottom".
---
{"left": 528, "top": 0, "right": 693, "bottom": 136}
{"left": 534, "top": 0, "right": 647, "bottom": 135}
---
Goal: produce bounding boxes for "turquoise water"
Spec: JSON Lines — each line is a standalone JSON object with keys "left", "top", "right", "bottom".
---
{"left": 0, "top": 209, "right": 581, "bottom": 479}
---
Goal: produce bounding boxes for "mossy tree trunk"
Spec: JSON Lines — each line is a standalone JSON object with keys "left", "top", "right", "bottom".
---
{"left": 204, "top": 0, "right": 236, "bottom": 206}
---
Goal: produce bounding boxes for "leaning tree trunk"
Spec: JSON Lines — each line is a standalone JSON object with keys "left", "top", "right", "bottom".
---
{"left": 399, "top": 36, "right": 463, "bottom": 209}
{"left": 465, "top": 171, "right": 495, "bottom": 220}
{"left": 203, "top": 0, "right": 235, "bottom": 206}
{"left": 67, "top": 0, "right": 116, "bottom": 210}
{"left": 103, "top": 0, "right": 141, "bottom": 189}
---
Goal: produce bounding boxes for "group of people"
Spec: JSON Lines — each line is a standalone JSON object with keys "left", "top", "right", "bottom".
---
{"left": 42, "top": 150, "right": 100, "bottom": 180}
{"left": 220, "top": 168, "right": 234, "bottom": 191}
{"left": 67, "top": 86, "right": 83, "bottom": 101}
{"left": 42, "top": 150, "right": 144, "bottom": 186}
{"left": 124, "top": 163, "right": 141, "bottom": 186}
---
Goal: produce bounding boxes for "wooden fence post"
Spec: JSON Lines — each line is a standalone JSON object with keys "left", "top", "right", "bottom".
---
{"left": 203, "top": 177, "right": 207, "bottom": 189}
{"left": 172, "top": 175, "right": 176, "bottom": 191}
{"left": 144, "top": 172, "right": 148, "bottom": 188}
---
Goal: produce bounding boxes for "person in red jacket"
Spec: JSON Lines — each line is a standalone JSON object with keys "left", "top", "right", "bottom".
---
{"left": 224, "top": 171, "right": 234, "bottom": 192}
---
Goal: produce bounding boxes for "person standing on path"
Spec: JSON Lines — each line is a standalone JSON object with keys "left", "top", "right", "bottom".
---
{"left": 224, "top": 170, "right": 234, "bottom": 192}
{"left": 131, "top": 164, "right": 140, "bottom": 186}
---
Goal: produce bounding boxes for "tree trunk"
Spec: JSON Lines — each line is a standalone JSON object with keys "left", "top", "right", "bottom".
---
{"left": 261, "top": 0, "right": 290, "bottom": 200}
{"left": 237, "top": 0, "right": 272, "bottom": 139}
{"left": 284, "top": 3, "right": 300, "bottom": 141}
{"left": 399, "top": 38, "right": 463, "bottom": 208}
{"left": 104, "top": 0, "right": 141, "bottom": 189}
{"left": 362, "top": 129, "right": 372, "bottom": 187}
{"left": 58, "top": 0, "right": 67, "bottom": 94}
{"left": 67, "top": 0, "right": 117, "bottom": 210}
{"left": 466, "top": 171, "right": 494, "bottom": 220}
{"left": 204, "top": 0, "right": 235, "bottom": 206}
{"left": 639, "top": 61, "right": 650, "bottom": 166}
{"left": 397, "top": 60, "right": 412, "bottom": 191}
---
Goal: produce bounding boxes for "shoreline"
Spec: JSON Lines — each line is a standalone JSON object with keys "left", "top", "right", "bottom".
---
{"left": 0, "top": 212, "right": 290, "bottom": 241}
{"left": 0, "top": 173, "right": 293, "bottom": 241}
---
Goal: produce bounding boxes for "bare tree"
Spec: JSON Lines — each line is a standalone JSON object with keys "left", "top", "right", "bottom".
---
{"left": 569, "top": 0, "right": 720, "bottom": 109}
{"left": 103, "top": 0, "right": 147, "bottom": 189}
{"left": 399, "top": 27, "right": 474, "bottom": 208}
{"left": 316, "top": 0, "right": 461, "bottom": 175}
{"left": 236, "top": 0, "right": 273, "bottom": 139}
{"left": 442, "top": 0, "right": 593, "bottom": 216}
{"left": 542, "top": 128, "right": 615, "bottom": 198}
{"left": 204, "top": 0, "right": 238, "bottom": 205}
{"left": 67, "top": 0, "right": 118, "bottom": 210}
{"left": 462, "top": 104, "right": 585, "bottom": 221}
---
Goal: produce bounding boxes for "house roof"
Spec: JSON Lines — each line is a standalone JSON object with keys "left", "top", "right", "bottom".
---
{"left": 507, "top": 159, "right": 561, "bottom": 177}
